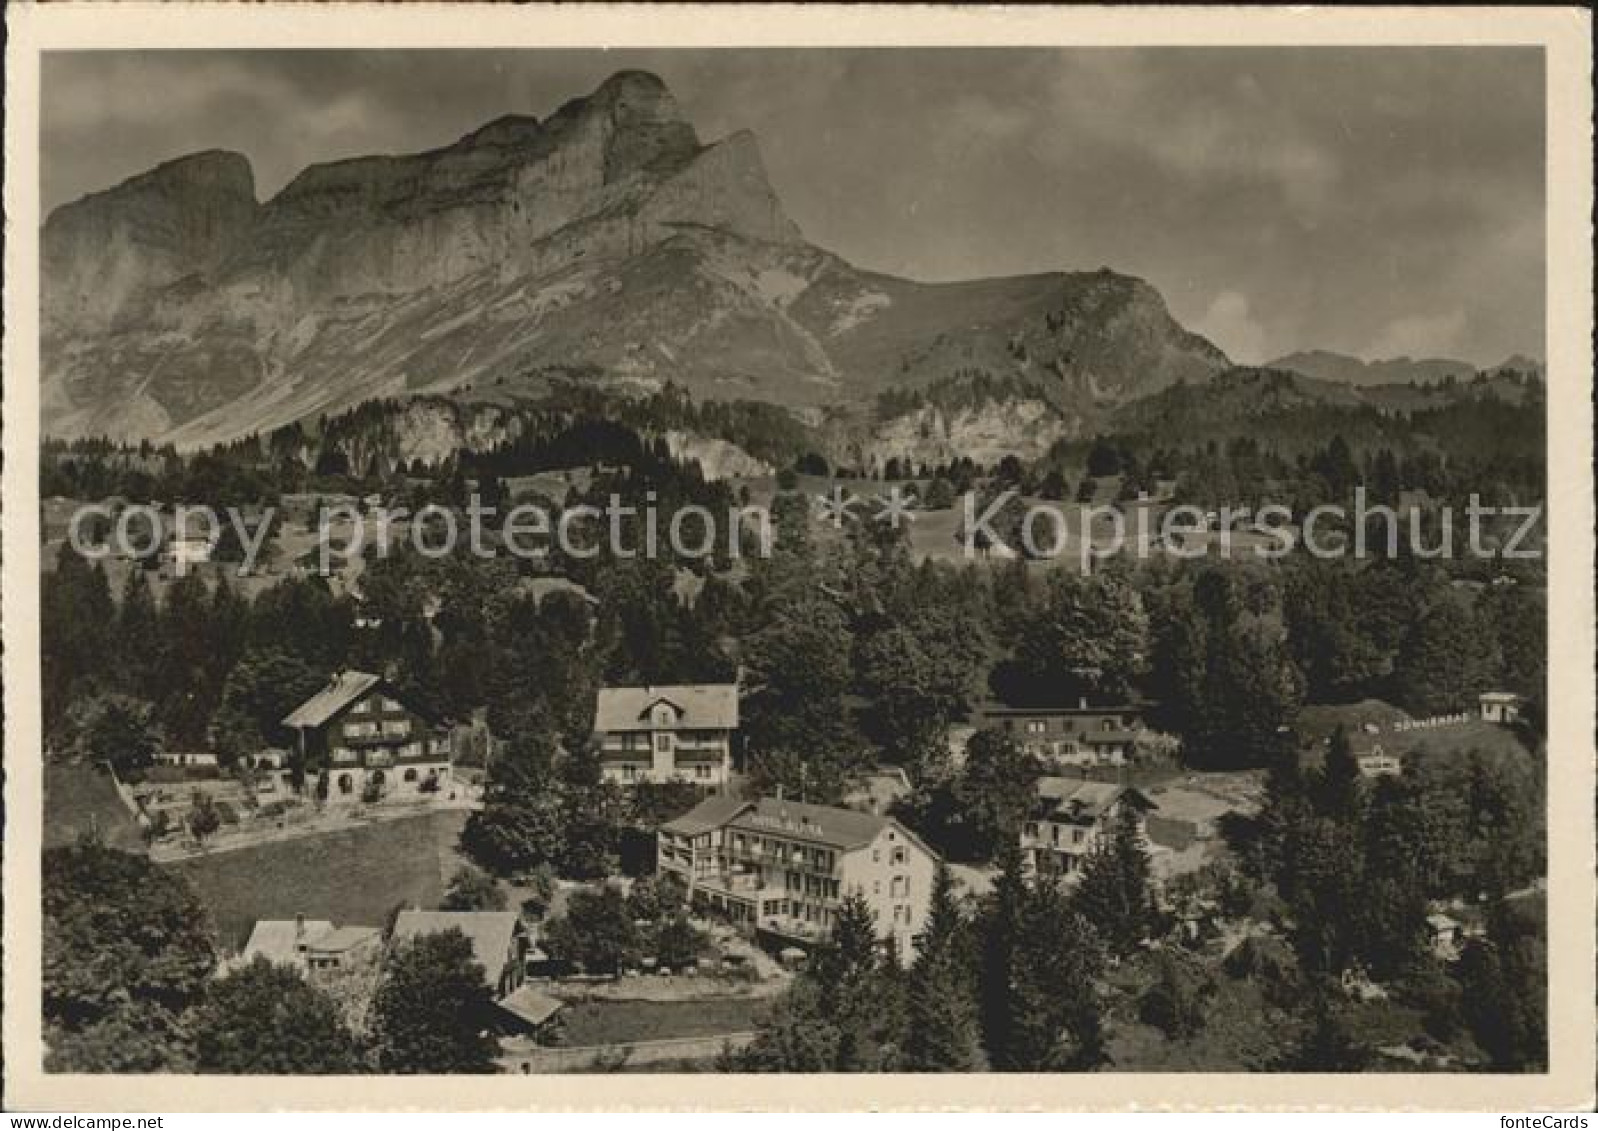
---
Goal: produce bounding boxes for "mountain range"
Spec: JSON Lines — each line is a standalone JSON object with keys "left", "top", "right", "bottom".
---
{"left": 42, "top": 70, "right": 1231, "bottom": 450}
{"left": 1265, "top": 349, "right": 1542, "bottom": 388}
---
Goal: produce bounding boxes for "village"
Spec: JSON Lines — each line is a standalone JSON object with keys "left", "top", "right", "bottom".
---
{"left": 48, "top": 539, "right": 1542, "bottom": 1076}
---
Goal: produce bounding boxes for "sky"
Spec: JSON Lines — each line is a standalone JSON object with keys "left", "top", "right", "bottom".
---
{"left": 41, "top": 48, "right": 1545, "bottom": 366}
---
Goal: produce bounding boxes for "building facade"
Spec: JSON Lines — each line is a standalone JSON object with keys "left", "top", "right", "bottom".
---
{"left": 1478, "top": 690, "right": 1524, "bottom": 725}
{"left": 1021, "top": 778, "right": 1157, "bottom": 877}
{"left": 236, "top": 916, "right": 383, "bottom": 974}
{"left": 658, "top": 795, "right": 940, "bottom": 963}
{"left": 594, "top": 683, "right": 737, "bottom": 786}
{"left": 973, "top": 698, "right": 1145, "bottom": 768}
{"left": 281, "top": 671, "right": 453, "bottom": 800}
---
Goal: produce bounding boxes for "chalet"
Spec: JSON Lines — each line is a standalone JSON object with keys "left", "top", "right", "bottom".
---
{"left": 973, "top": 697, "right": 1145, "bottom": 768}
{"left": 1478, "top": 690, "right": 1524, "bottom": 725}
{"left": 1356, "top": 741, "right": 1403, "bottom": 778}
{"left": 593, "top": 683, "right": 738, "bottom": 786}
{"left": 281, "top": 671, "right": 452, "bottom": 801}
{"left": 1426, "top": 913, "right": 1463, "bottom": 961}
{"left": 657, "top": 794, "right": 940, "bottom": 963}
{"left": 1021, "top": 778, "right": 1157, "bottom": 878}
{"left": 236, "top": 916, "right": 382, "bottom": 974}
{"left": 391, "top": 909, "right": 528, "bottom": 998}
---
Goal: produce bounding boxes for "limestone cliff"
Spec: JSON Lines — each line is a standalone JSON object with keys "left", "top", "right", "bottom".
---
{"left": 42, "top": 70, "right": 1227, "bottom": 450}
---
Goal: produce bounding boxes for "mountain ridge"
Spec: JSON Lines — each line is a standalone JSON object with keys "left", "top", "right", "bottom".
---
{"left": 42, "top": 70, "right": 1230, "bottom": 447}
{"left": 1266, "top": 348, "right": 1543, "bottom": 388}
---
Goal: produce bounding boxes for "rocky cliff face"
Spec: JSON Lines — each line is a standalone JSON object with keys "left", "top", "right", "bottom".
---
{"left": 43, "top": 149, "right": 259, "bottom": 334}
{"left": 42, "top": 70, "right": 1227, "bottom": 449}
{"left": 858, "top": 399, "right": 1077, "bottom": 471}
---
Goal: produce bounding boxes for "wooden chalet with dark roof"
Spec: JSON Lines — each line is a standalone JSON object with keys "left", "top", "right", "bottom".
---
{"left": 281, "top": 670, "right": 452, "bottom": 800}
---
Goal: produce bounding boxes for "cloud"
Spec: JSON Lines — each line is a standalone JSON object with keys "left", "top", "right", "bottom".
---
{"left": 1365, "top": 309, "right": 1469, "bottom": 360}
{"left": 1040, "top": 54, "right": 1342, "bottom": 214}
{"left": 38, "top": 48, "right": 1543, "bottom": 366}
{"left": 1192, "top": 290, "right": 1267, "bottom": 365}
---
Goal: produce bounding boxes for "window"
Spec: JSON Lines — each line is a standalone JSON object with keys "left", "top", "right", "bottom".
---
{"left": 352, "top": 699, "right": 371, "bottom": 714}
{"left": 695, "top": 764, "right": 711, "bottom": 779}
{"left": 891, "top": 847, "right": 906, "bottom": 866}
{"left": 403, "top": 768, "right": 418, "bottom": 783}
{"left": 873, "top": 881, "right": 881, "bottom": 894}
{"left": 655, "top": 734, "right": 671, "bottom": 753}
{"left": 1026, "top": 720, "right": 1046, "bottom": 735}
{"left": 382, "top": 719, "right": 410, "bottom": 737}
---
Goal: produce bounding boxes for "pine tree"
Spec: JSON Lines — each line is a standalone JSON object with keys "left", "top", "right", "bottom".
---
{"left": 903, "top": 862, "right": 982, "bottom": 1071}
{"left": 115, "top": 570, "right": 164, "bottom": 701}
{"left": 1008, "top": 876, "right": 1107, "bottom": 1070}
{"left": 809, "top": 895, "right": 903, "bottom": 1070}
{"left": 977, "top": 843, "right": 1027, "bottom": 1068}
{"left": 737, "top": 895, "right": 904, "bottom": 1071}
{"left": 1315, "top": 724, "right": 1363, "bottom": 821}
{"left": 1069, "top": 804, "right": 1156, "bottom": 955}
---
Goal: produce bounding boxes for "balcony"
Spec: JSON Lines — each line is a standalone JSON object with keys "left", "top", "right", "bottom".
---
{"left": 757, "top": 914, "right": 830, "bottom": 943}
{"left": 671, "top": 737, "right": 727, "bottom": 754}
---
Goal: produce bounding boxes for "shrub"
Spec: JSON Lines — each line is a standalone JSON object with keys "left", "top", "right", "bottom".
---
{"left": 1139, "top": 952, "right": 1215, "bottom": 1038}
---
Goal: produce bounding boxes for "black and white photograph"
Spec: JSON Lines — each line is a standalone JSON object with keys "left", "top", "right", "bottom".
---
{"left": 3, "top": 2, "right": 1593, "bottom": 1114}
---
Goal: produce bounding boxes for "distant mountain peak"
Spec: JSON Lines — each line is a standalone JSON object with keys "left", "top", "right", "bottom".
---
{"left": 1266, "top": 349, "right": 1478, "bottom": 388}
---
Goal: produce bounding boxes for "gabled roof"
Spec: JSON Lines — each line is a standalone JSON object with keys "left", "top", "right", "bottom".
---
{"left": 391, "top": 910, "right": 522, "bottom": 988}
{"left": 282, "top": 671, "right": 382, "bottom": 729}
{"left": 241, "top": 919, "right": 335, "bottom": 964}
{"left": 594, "top": 683, "right": 739, "bottom": 733}
{"left": 977, "top": 698, "right": 1147, "bottom": 718}
{"left": 312, "top": 925, "right": 382, "bottom": 954}
{"left": 660, "top": 793, "right": 938, "bottom": 858}
{"left": 1034, "top": 778, "right": 1156, "bottom": 822}
{"left": 733, "top": 797, "right": 891, "bottom": 851}
{"left": 497, "top": 984, "right": 565, "bottom": 1028}
{"left": 1478, "top": 690, "right": 1524, "bottom": 703}
{"left": 660, "top": 794, "right": 753, "bottom": 836}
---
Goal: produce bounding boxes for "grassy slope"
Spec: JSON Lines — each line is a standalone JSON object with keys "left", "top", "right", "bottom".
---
{"left": 164, "top": 809, "right": 468, "bottom": 950}
{"left": 556, "top": 996, "right": 766, "bottom": 1047}
{"left": 44, "top": 761, "right": 146, "bottom": 855}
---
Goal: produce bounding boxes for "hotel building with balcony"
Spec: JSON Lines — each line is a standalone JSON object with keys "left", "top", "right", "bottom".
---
{"left": 656, "top": 794, "right": 940, "bottom": 963}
